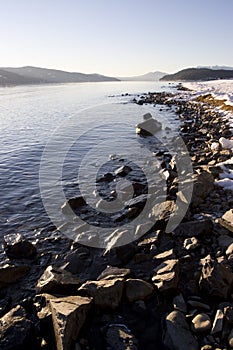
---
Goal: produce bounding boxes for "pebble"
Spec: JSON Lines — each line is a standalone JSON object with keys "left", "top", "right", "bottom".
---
{"left": 192, "top": 313, "right": 212, "bottom": 333}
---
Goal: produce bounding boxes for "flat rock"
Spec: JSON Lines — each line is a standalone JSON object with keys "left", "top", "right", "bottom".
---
{"left": 3, "top": 233, "right": 37, "bottom": 259}
{"left": 79, "top": 278, "right": 124, "bottom": 309}
{"left": 219, "top": 209, "right": 233, "bottom": 233}
{"left": 0, "top": 305, "right": 34, "bottom": 349}
{"left": 199, "top": 255, "right": 233, "bottom": 299}
{"left": 153, "top": 249, "right": 175, "bottom": 261}
{"left": 125, "top": 278, "right": 154, "bottom": 302}
{"left": 49, "top": 296, "right": 92, "bottom": 350}
{"left": 0, "top": 264, "right": 30, "bottom": 290}
{"left": 192, "top": 313, "right": 212, "bottom": 333}
{"left": 36, "top": 266, "right": 81, "bottom": 294}
{"left": 105, "top": 324, "right": 138, "bottom": 350}
{"left": 97, "top": 266, "right": 131, "bottom": 280}
{"left": 163, "top": 310, "right": 199, "bottom": 350}
{"left": 152, "top": 259, "right": 179, "bottom": 292}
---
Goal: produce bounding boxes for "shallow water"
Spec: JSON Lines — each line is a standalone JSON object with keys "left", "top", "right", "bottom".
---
{"left": 0, "top": 81, "right": 178, "bottom": 252}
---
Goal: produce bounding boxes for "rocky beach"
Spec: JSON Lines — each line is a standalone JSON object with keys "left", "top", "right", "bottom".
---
{"left": 1, "top": 83, "right": 233, "bottom": 350}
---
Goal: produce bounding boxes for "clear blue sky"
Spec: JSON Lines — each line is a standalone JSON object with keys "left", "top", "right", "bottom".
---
{"left": 1, "top": 0, "right": 233, "bottom": 76}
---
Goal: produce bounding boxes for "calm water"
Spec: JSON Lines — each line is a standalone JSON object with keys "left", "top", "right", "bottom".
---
{"left": 0, "top": 81, "right": 178, "bottom": 252}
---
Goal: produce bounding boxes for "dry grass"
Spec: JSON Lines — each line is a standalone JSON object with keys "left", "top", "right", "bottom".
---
{"left": 195, "top": 94, "right": 233, "bottom": 113}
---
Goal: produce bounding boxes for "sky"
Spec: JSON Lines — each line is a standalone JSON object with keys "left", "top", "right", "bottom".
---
{"left": 0, "top": 0, "right": 233, "bottom": 76}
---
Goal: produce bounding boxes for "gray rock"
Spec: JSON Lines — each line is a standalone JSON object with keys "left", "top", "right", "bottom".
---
{"left": 136, "top": 117, "right": 162, "bottom": 136}
{"left": 211, "top": 309, "right": 224, "bottom": 335}
{"left": 97, "top": 266, "right": 131, "bottom": 280}
{"left": 152, "top": 259, "right": 179, "bottom": 292}
{"left": 0, "top": 264, "right": 30, "bottom": 290}
{"left": 3, "top": 233, "right": 37, "bottom": 259}
{"left": 125, "top": 279, "right": 154, "bottom": 302}
{"left": 219, "top": 209, "right": 233, "bottom": 233}
{"left": 192, "top": 313, "right": 212, "bottom": 333}
{"left": 199, "top": 255, "right": 233, "bottom": 299}
{"left": 0, "top": 305, "right": 34, "bottom": 349}
{"left": 163, "top": 310, "right": 199, "bottom": 350}
{"left": 106, "top": 324, "right": 138, "bottom": 350}
{"left": 49, "top": 295, "right": 92, "bottom": 350}
{"left": 218, "top": 235, "right": 233, "bottom": 249}
{"left": 191, "top": 171, "right": 214, "bottom": 207}
{"left": 36, "top": 266, "right": 81, "bottom": 294}
{"left": 79, "top": 278, "right": 124, "bottom": 309}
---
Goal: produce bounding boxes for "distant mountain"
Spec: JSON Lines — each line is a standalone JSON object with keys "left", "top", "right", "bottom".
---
{"left": 160, "top": 68, "right": 233, "bottom": 81}
{"left": 119, "top": 71, "right": 167, "bottom": 81}
{"left": 197, "top": 65, "right": 233, "bottom": 70}
{"left": 0, "top": 66, "right": 120, "bottom": 86}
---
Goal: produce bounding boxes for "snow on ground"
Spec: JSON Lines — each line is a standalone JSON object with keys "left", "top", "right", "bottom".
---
{"left": 183, "top": 79, "right": 233, "bottom": 106}
{"left": 182, "top": 80, "right": 233, "bottom": 192}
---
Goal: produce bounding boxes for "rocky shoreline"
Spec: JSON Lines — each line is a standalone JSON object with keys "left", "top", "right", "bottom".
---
{"left": 1, "top": 86, "right": 233, "bottom": 349}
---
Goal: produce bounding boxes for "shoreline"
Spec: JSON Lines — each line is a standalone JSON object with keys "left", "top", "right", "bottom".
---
{"left": 1, "top": 85, "right": 233, "bottom": 349}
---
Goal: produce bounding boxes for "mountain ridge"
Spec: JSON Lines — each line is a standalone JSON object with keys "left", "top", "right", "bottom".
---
{"left": 160, "top": 68, "right": 233, "bottom": 81}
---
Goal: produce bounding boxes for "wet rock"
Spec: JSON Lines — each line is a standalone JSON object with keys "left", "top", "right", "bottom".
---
{"left": 36, "top": 266, "right": 81, "bottom": 294}
{"left": 79, "top": 278, "right": 124, "bottom": 309}
{"left": 115, "top": 165, "right": 132, "bottom": 177}
{"left": 61, "top": 197, "right": 86, "bottom": 215}
{"left": 163, "top": 310, "right": 199, "bottom": 350}
{"left": 191, "top": 172, "right": 214, "bottom": 207}
{"left": 125, "top": 278, "right": 154, "bottom": 302}
{"left": 174, "top": 219, "right": 213, "bottom": 237}
{"left": 3, "top": 233, "right": 37, "bottom": 259}
{"left": 199, "top": 255, "right": 233, "bottom": 299}
{"left": 0, "top": 264, "right": 30, "bottom": 290}
{"left": 97, "top": 266, "right": 131, "bottom": 280}
{"left": 136, "top": 115, "right": 162, "bottom": 136}
{"left": 0, "top": 305, "right": 35, "bottom": 350}
{"left": 96, "top": 172, "right": 115, "bottom": 182}
{"left": 219, "top": 209, "right": 233, "bottom": 233}
{"left": 152, "top": 259, "right": 179, "bottom": 292}
{"left": 211, "top": 309, "right": 224, "bottom": 335}
{"left": 105, "top": 324, "right": 138, "bottom": 350}
{"left": 192, "top": 313, "right": 212, "bottom": 333}
{"left": 49, "top": 296, "right": 92, "bottom": 350}
{"left": 173, "top": 294, "right": 187, "bottom": 313}
{"left": 183, "top": 237, "right": 200, "bottom": 250}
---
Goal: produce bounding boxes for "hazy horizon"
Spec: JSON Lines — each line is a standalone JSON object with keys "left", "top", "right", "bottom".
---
{"left": 1, "top": 0, "right": 233, "bottom": 76}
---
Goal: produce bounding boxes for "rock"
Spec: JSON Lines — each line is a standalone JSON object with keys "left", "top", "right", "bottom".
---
{"left": 199, "top": 255, "right": 233, "bottom": 299}
{"left": 3, "top": 233, "right": 37, "bottom": 259}
{"left": 105, "top": 324, "right": 138, "bottom": 350}
{"left": 191, "top": 313, "right": 212, "bottom": 333}
{"left": 173, "top": 294, "right": 187, "bottom": 313}
{"left": 225, "top": 306, "right": 233, "bottom": 323}
{"left": 36, "top": 266, "right": 81, "bottom": 294}
{"left": 187, "top": 300, "right": 210, "bottom": 311}
{"left": 218, "top": 235, "right": 233, "bottom": 249}
{"left": 228, "top": 328, "right": 233, "bottom": 347}
{"left": 125, "top": 279, "right": 154, "bottom": 302}
{"left": 0, "top": 305, "right": 35, "bottom": 349}
{"left": 79, "top": 278, "right": 124, "bottom": 309}
{"left": 211, "top": 309, "right": 224, "bottom": 335}
{"left": 163, "top": 310, "right": 199, "bottom": 350}
{"left": 153, "top": 248, "right": 175, "bottom": 261}
{"left": 226, "top": 243, "right": 233, "bottom": 256}
{"left": 49, "top": 296, "right": 92, "bottom": 350}
{"left": 61, "top": 197, "right": 86, "bottom": 215}
{"left": 0, "top": 264, "right": 30, "bottom": 290}
{"left": 97, "top": 266, "right": 131, "bottom": 280}
{"left": 136, "top": 116, "right": 162, "bottom": 136}
{"left": 152, "top": 259, "right": 179, "bottom": 292}
{"left": 183, "top": 237, "right": 199, "bottom": 250}
{"left": 115, "top": 165, "right": 132, "bottom": 177}
{"left": 191, "top": 172, "right": 214, "bottom": 207}
{"left": 96, "top": 172, "right": 115, "bottom": 182}
{"left": 219, "top": 209, "right": 233, "bottom": 233}
{"left": 174, "top": 220, "right": 213, "bottom": 237}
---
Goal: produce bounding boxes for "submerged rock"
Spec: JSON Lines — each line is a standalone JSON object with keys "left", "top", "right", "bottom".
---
{"left": 49, "top": 295, "right": 92, "bottom": 350}
{"left": 3, "top": 233, "right": 37, "bottom": 259}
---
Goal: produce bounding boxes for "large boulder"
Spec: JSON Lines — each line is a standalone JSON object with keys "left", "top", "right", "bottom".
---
{"left": 36, "top": 266, "right": 81, "bottom": 294}
{"left": 3, "top": 233, "right": 37, "bottom": 259}
{"left": 79, "top": 278, "right": 124, "bottom": 309}
{"left": 0, "top": 305, "right": 35, "bottom": 350}
{"left": 49, "top": 296, "right": 92, "bottom": 350}
{"left": 199, "top": 255, "right": 233, "bottom": 299}
{"left": 163, "top": 310, "right": 199, "bottom": 350}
